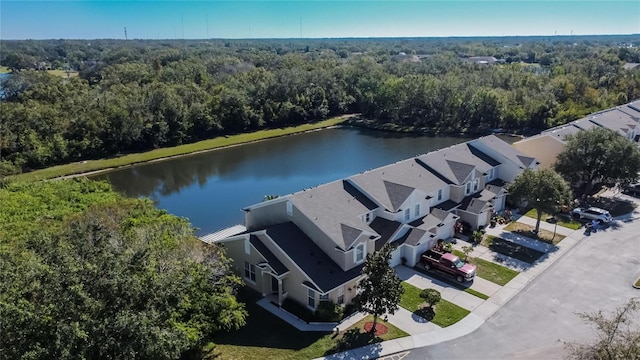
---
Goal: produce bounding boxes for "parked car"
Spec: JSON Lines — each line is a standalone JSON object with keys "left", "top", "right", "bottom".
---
{"left": 420, "top": 250, "right": 476, "bottom": 283}
{"left": 622, "top": 183, "right": 640, "bottom": 197}
{"left": 571, "top": 207, "right": 613, "bottom": 223}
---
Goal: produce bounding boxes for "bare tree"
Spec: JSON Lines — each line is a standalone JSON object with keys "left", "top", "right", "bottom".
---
{"left": 565, "top": 297, "right": 640, "bottom": 360}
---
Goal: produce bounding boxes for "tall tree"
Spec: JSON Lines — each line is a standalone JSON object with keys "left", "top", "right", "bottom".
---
{"left": 355, "top": 244, "right": 404, "bottom": 334}
{"left": 555, "top": 127, "right": 640, "bottom": 195}
{"left": 508, "top": 168, "right": 573, "bottom": 233}
{"left": 0, "top": 179, "right": 247, "bottom": 359}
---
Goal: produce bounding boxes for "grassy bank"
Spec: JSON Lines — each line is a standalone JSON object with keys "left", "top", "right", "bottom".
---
{"left": 13, "top": 116, "right": 352, "bottom": 181}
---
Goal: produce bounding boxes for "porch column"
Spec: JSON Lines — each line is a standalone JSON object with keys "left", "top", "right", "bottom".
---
{"left": 277, "top": 278, "right": 283, "bottom": 306}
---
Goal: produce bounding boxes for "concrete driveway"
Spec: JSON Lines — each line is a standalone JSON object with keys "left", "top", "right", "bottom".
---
{"left": 404, "top": 215, "right": 640, "bottom": 360}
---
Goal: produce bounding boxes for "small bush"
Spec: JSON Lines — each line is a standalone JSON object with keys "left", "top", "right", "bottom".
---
{"left": 470, "top": 230, "right": 484, "bottom": 244}
{"left": 419, "top": 289, "right": 442, "bottom": 309}
{"left": 315, "top": 300, "right": 344, "bottom": 322}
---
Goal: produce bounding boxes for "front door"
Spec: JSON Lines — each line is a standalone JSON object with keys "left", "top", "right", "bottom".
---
{"left": 271, "top": 276, "right": 278, "bottom": 294}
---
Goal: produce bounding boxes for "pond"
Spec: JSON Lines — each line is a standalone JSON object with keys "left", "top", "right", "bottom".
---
{"left": 92, "top": 127, "right": 517, "bottom": 235}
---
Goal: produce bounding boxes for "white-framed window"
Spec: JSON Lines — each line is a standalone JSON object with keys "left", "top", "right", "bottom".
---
{"left": 286, "top": 201, "right": 292, "bottom": 216}
{"left": 465, "top": 182, "right": 472, "bottom": 195}
{"left": 364, "top": 212, "right": 371, "bottom": 223}
{"left": 308, "top": 288, "right": 316, "bottom": 308}
{"left": 404, "top": 208, "right": 410, "bottom": 221}
{"left": 355, "top": 243, "right": 365, "bottom": 263}
{"left": 437, "top": 189, "right": 443, "bottom": 201}
{"left": 244, "top": 261, "right": 256, "bottom": 282}
{"left": 473, "top": 178, "right": 479, "bottom": 192}
{"left": 489, "top": 168, "right": 496, "bottom": 180}
{"left": 337, "top": 287, "right": 345, "bottom": 305}
{"left": 414, "top": 204, "right": 420, "bottom": 217}
{"left": 319, "top": 293, "right": 329, "bottom": 301}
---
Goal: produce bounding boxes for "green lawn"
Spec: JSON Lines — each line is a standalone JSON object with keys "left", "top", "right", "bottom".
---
{"left": 523, "top": 208, "right": 582, "bottom": 230}
{"left": 399, "top": 283, "right": 470, "bottom": 327}
{"left": 12, "top": 116, "right": 351, "bottom": 181}
{"left": 46, "top": 69, "right": 79, "bottom": 78}
{"left": 469, "top": 258, "right": 519, "bottom": 286}
{"left": 212, "top": 289, "right": 407, "bottom": 360}
{"left": 452, "top": 249, "right": 519, "bottom": 286}
{"left": 464, "top": 288, "right": 490, "bottom": 300}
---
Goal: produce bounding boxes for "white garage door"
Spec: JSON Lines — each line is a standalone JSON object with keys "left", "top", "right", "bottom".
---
{"left": 389, "top": 246, "right": 402, "bottom": 267}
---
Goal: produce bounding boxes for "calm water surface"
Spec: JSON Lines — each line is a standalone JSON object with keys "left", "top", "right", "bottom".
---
{"left": 93, "top": 128, "right": 516, "bottom": 235}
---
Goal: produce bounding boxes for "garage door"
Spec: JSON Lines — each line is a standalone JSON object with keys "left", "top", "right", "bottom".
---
{"left": 389, "top": 246, "right": 402, "bottom": 267}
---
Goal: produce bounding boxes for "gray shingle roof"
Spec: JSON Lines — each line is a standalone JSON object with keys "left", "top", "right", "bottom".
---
{"left": 416, "top": 142, "right": 499, "bottom": 185}
{"left": 471, "top": 135, "right": 538, "bottom": 169}
{"left": 369, "top": 217, "right": 403, "bottom": 250}
{"left": 404, "top": 228, "right": 428, "bottom": 246}
{"left": 250, "top": 235, "right": 288, "bottom": 276}
{"left": 265, "top": 222, "right": 364, "bottom": 293}
{"left": 459, "top": 194, "right": 492, "bottom": 213}
{"left": 384, "top": 180, "right": 415, "bottom": 210}
{"left": 349, "top": 158, "right": 448, "bottom": 212}
{"left": 291, "top": 180, "right": 377, "bottom": 250}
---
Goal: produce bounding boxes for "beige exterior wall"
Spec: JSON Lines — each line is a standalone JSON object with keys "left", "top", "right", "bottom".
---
{"left": 450, "top": 184, "right": 466, "bottom": 203}
{"left": 513, "top": 136, "right": 566, "bottom": 170}
{"left": 223, "top": 237, "right": 269, "bottom": 295}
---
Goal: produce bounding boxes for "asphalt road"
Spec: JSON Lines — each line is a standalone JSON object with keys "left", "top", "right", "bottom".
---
{"left": 405, "top": 216, "right": 640, "bottom": 360}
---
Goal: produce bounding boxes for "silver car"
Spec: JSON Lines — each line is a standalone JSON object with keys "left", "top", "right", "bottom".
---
{"left": 571, "top": 207, "right": 613, "bottom": 223}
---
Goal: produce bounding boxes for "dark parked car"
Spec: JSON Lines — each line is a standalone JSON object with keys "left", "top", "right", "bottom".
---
{"left": 622, "top": 183, "right": 640, "bottom": 197}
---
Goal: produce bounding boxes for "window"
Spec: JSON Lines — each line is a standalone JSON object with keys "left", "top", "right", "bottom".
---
{"left": 404, "top": 208, "right": 410, "bottom": 221}
{"left": 414, "top": 204, "right": 420, "bottom": 217}
{"left": 308, "top": 289, "right": 316, "bottom": 308}
{"left": 473, "top": 178, "right": 479, "bottom": 192}
{"left": 337, "top": 287, "right": 344, "bottom": 305}
{"left": 319, "top": 293, "right": 329, "bottom": 301}
{"left": 244, "top": 261, "right": 256, "bottom": 282}
{"left": 364, "top": 212, "right": 371, "bottom": 223}
{"left": 355, "top": 243, "right": 365, "bottom": 263}
{"left": 465, "top": 182, "right": 472, "bottom": 195}
{"left": 437, "top": 189, "right": 443, "bottom": 201}
{"left": 286, "top": 201, "right": 292, "bottom": 216}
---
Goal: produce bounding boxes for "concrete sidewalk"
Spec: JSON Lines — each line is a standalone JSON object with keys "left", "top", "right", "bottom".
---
{"left": 316, "top": 220, "right": 588, "bottom": 360}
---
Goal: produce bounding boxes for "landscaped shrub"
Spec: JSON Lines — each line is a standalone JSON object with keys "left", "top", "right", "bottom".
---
{"left": 419, "top": 289, "right": 442, "bottom": 309}
{"left": 315, "top": 300, "right": 344, "bottom": 321}
{"left": 470, "top": 230, "right": 484, "bottom": 244}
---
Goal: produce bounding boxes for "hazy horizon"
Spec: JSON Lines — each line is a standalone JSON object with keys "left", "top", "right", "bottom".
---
{"left": 2, "top": 1, "right": 639, "bottom": 40}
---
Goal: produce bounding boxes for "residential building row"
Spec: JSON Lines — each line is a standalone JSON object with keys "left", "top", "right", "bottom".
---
{"left": 513, "top": 99, "right": 640, "bottom": 169}
{"left": 213, "top": 135, "right": 539, "bottom": 312}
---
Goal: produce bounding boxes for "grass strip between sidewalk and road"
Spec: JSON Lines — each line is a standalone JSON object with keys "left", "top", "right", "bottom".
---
{"left": 400, "top": 282, "right": 470, "bottom": 327}
{"left": 12, "top": 116, "right": 351, "bottom": 181}
{"left": 464, "top": 288, "right": 490, "bottom": 300}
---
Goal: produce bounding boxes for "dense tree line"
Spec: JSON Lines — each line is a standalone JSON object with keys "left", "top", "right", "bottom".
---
{"left": 0, "top": 179, "right": 247, "bottom": 359}
{"left": 1, "top": 36, "right": 639, "bottom": 175}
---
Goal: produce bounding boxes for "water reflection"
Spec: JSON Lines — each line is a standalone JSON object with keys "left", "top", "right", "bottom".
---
{"left": 93, "top": 128, "right": 517, "bottom": 234}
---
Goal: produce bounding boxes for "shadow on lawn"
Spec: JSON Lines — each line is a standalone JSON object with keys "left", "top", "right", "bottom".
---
{"left": 324, "top": 328, "right": 383, "bottom": 356}
{"left": 413, "top": 307, "right": 435, "bottom": 322}
{"left": 214, "top": 288, "right": 330, "bottom": 351}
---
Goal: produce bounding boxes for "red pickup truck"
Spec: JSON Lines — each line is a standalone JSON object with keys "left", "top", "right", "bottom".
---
{"left": 420, "top": 250, "right": 476, "bottom": 283}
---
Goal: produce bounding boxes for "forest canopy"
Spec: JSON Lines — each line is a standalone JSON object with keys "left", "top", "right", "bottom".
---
{"left": 0, "top": 179, "right": 247, "bottom": 359}
{"left": 1, "top": 36, "right": 639, "bottom": 176}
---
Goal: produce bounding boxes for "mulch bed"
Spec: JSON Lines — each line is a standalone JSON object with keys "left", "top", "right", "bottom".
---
{"left": 363, "top": 321, "right": 388, "bottom": 336}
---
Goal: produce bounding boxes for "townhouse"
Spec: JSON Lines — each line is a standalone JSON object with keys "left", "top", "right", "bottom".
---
{"left": 514, "top": 100, "right": 640, "bottom": 169}
{"left": 214, "top": 134, "right": 539, "bottom": 311}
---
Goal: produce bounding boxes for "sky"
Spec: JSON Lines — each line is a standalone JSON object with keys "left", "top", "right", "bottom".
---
{"left": 1, "top": 1, "right": 639, "bottom": 40}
